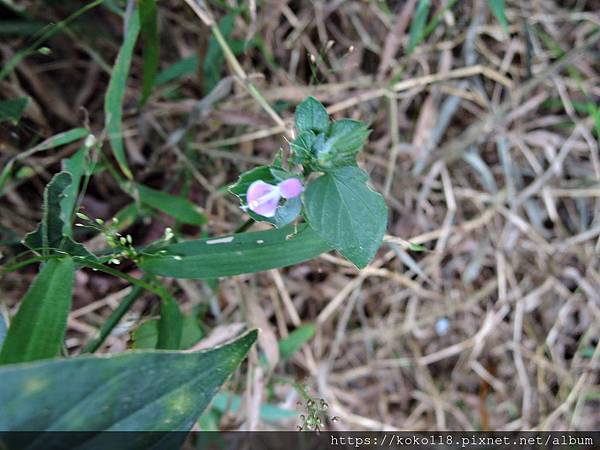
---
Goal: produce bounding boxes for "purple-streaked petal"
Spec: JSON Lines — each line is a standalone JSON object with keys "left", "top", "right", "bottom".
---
{"left": 278, "top": 178, "right": 303, "bottom": 199}
{"left": 246, "top": 180, "right": 281, "bottom": 217}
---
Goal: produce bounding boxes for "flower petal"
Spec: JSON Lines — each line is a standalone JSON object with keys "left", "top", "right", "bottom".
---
{"left": 278, "top": 178, "right": 304, "bottom": 199}
{"left": 246, "top": 180, "right": 281, "bottom": 217}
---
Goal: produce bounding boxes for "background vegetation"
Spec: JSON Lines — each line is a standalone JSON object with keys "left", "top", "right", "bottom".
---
{"left": 1, "top": 0, "right": 599, "bottom": 431}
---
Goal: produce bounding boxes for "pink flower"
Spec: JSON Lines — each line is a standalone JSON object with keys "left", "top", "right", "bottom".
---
{"left": 244, "top": 178, "right": 303, "bottom": 217}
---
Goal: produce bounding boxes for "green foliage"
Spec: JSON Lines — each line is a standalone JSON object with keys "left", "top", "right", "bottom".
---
{"left": 407, "top": 0, "right": 431, "bottom": 54}
{"left": 294, "top": 96, "right": 329, "bottom": 133}
{"left": 312, "top": 119, "right": 371, "bottom": 169}
{"left": 139, "top": 0, "right": 159, "bottom": 105}
{"left": 0, "top": 257, "right": 74, "bottom": 364}
{"left": 156, "top": 55, "right": 199, "bottom": 85}
{"left": 105, "top": 7, "right": 141, "bottom": 179}
{"left": 278, "top": 323, "right": 316, "bottom": 359}
{"left": 0, "top": 0, "right": 104, "bottom": 82}
{"left": 156, "top": 292, "right": 183, "bottom": 350}
{"left": 229, "top": 166, "right": 302, "bottom": 227}
{"left": 23, "top": 172, "right": 96, "bottom": 259}
{"left": 232, "top": 96, "right": 387, "bottom": 267}
{"left": 291, "top": 99, "right": 369, "bottom": 171}
{"left": 0, "top": 97, "right": 28, "bottom": 123}
{"left": 0, "top": 127, "right": 89, "bottom": 195}
{"left": 139, "top": 224, "right": 332, "bottom": 279}
{"left": 487, "top": 0, "right": 508, "bottom": 34}
{"left": 133, "top": 314, "right": 204, "bottom": 350}
{"left": 304, "top": 166, "right": 387, "bottom": 268}
{"left": 61, "top": 147, "right": 89, "bottom": 237}
{"left": 0, "top": 330, "right": 257, "bottom": 434}
{"left": 133, "top": 183, "right": 207, "bottom": 226}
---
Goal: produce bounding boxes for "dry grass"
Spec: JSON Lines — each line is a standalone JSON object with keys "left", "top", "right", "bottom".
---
{"left": 1, "top": 0, "right": 599, "bottom": 431}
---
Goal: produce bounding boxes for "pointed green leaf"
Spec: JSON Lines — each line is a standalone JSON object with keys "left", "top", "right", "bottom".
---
{"left": 488, "top": 0, "right": 508, "bottom": 34}
{"left": 156, "top": 55, "right": 199, "bottom": 85}
{"left": 133, "top": 183, "right": 207, "bottom": 226}
{"left": 303, "top": 166, "right": 387, "bottom": 268}
{"left": 105, "top": 9, "right": 141, "bottom": 179}
{"left": 139, "top": 224, "right": 332, "bottom": 279}
{"left": 0, "top": 257, "right": 74, "bottom": 365}
{"left": 0, "top": 128, "right": 89, "bottom": 196}
{"left": 0, "top": 330, "right": 257, "bottom": 436}
{"left": 23, "top": 172, "right": 96, "bottom": 259}
{"left": 278, "top": 323, "right": 316, "bottom": 359}
{"left": 407, "top": 0, "right": 431, "bottom": 54}
{"left": 294, "top": 96, "right": 329, "bottom": 133}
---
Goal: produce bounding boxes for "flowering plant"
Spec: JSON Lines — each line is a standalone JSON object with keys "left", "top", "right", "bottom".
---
{"left": 230, "top": 97, "right": 388, "bottom": 268}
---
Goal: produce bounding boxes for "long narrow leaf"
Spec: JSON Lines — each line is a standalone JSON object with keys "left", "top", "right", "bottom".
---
{"left": 0, "top": 128, "right": 89, "bottom": 195}
{"left": 139, "top": 224, "right": 332, "bottom": 279}
{"left": 139, "top": 0, "right": 159, "bottom": 105}
{"left": 105, "top": 7, "right": 141, "bottom": 179}
{"left": 407, "top": 0, "right": 431, "bottom": 54}
{"left": 0, "top": 257, "right": 74, "bottom": 365}
{"left": 133, "top": 183, "right": 207, "bottom": 226}
{"left": 488, "top": 0, "right": 508, "bottom": 34}
{"left": 157, "top": 292, "right": 183, "bottom": 350}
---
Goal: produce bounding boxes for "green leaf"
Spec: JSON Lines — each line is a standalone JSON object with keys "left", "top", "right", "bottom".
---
{"left": 487, "top": 0, "right": 508, "bottom": 34}
{"left": 157, "top": 292, "right": 183, "bottom": 350}
{"left": 0, "top": 257, "right": 74, "bottom": 365}
{"left": 315, "top": 119, "right": 370, "bottom": 169}
{"left": 303, "top": 166, "right": 387, "bottom": 268}
{"left": 294, "top": 96, "right": 329, "bottom": 133}
{"left": 229, "top": 166, "right": 302, "bottom": 228}
{"left": 0, "top": 330, "right": 257, "bottom": 436}
{"left": 156, "top": 55, "right": 199, "bottom": 85}
{"left": 407, "top": 0, "right": 431, "bottom": 54}
{"left": 0, "top": 128, "right": 89, "bottom": 196}
{"left": 0, "top": 97, "right": 28, "bottom": 123}
{"left": 139, "top": 224, "right": 332, "bottom": 279}
{"left": 290, "top": 130, "right": 317, "bottom": 166}
{"left": 133, "top": 183, "right": 207, "bottom": 226}
{"left": 139, "top": 0, "right": 159, "bottom": 105}
{"left": 105, "top": 8, "right": 141, "bottom": 179}
{"left": 278, "top": 323, "right": 315, "bottom": 359}
{"left": 211, "top": 392, "right": 297, "bottom": 422}
{"left": 61, "top": 147, "right": 89, "bottom": 237}
{"left": 134, "top": 315, "right": 204, "bottom": 350}
{"left": 23, "top": 172, "right": 96, "bottom": 259}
